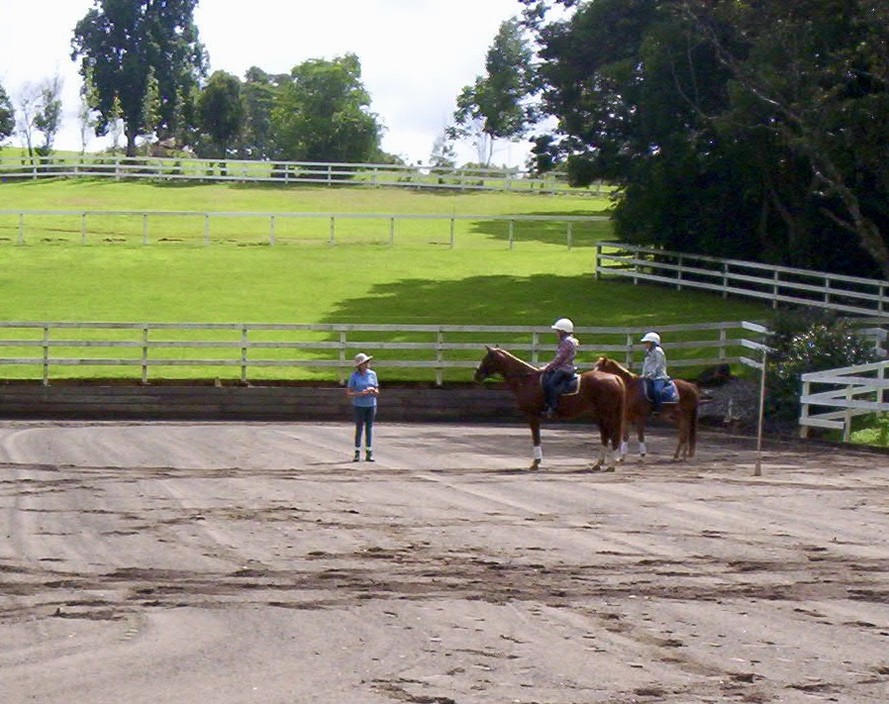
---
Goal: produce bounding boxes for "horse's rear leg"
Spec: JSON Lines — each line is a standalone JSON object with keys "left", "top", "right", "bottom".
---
{"left": 529, "top": 418, "right": 542, "bottom": 470}
{"left": 635, "top": 420, "right": 647, "bottom": 458}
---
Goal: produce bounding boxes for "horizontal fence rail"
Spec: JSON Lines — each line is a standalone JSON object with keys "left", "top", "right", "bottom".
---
{"left": 0, "top": 155, "right": 604, "bottom": 196}
{"left": 596, "top": 242, "right": 889, "bottom": 318}
{"left": 0, "top": 209, "right": 607, "bottom": 249}
{"left": 800, "top": 360, "right": 889, "bottom": 441}
{"left": 0, "top": 321, "right": 769, "bottom": 386}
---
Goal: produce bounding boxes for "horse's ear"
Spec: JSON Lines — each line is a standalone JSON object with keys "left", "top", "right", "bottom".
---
{"left": 485, "top": 344, "right": 492, "bottom": 352}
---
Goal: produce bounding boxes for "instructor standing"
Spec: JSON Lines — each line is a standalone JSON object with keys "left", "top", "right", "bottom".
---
{"left": 346, "top": 352, "right": 379, "bottom": 462}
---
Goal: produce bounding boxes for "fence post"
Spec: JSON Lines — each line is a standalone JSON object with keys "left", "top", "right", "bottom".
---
{"left": 328, "top": 216, "right": 336, "bottom": 246}
{"left": 269, "top": 215, "right": 276, "bottom": 246}
{"left": 241, "top": 325, "right": 249, "bottom": 384}
{"left": 531, "top": 331, "right": 540, "bottom": 365}
{"left": 508, "top": 220, "right": 514, "bottom": 250}
{"left": 17, "top": 213, "right": 24, "bottom": 245}
{"left": 142, "top": 214, "right": 149, "bottom": 245}
{"left": 389, "top": 217, "right": 395, "bottom": 247}
{"left": 204, "top": 214, "right": 210, "bottom": 246}
{"left": 449, "top": 218, "right": 455, "bottom": 249}
{"left": 338, "top": 331, "right": 347, "bottom": 385}
{"left": 42, "top": 325, "right": 50, "bottom": 386}
{"left": 567, "top": 222, "right": 573, "bottom": 250}
{"left": 141, "top": 327, "right": 149, "bottom": 384}
{"left": 799, "top": 378, "right": 811, "bottom": 438}
{"left": 772, "top": 270, "right": 780, "bottom": 309}
{"left": 435, "top": 330, "right": 444, "bottom": 386}
{"left": 81, "top": 213, "right": 87, "bottom": 245}
{"left": 722, "top": 262, "right": 729, "bottom": 298}
{"left": 595, "top": 243, "right": 601, "bottom": 280}
{"left": 843, "top": 386, "right": 854, "bottom": 442}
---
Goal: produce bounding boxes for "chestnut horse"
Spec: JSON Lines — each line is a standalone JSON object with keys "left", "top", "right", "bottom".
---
{"left": 474, "top": 346, "right": 626, "bottom": 471}
{"left": 591, "top": 356, "right": 700, "bottom": 460}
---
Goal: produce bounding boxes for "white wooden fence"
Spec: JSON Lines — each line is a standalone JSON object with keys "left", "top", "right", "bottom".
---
{"left": 799, "top": 360, "right": 889, "bottom": 440}
{"left": 0, "top": 320, "right": 769, "bottom": 386}
{"left": 0, "top": 209, "right": 606, "bottom": 248}
{"left": 0, "top": 155, "right": 602, "bottom": 195}
{"left": 596, "top": 242, "right": 889, "bottom": 318}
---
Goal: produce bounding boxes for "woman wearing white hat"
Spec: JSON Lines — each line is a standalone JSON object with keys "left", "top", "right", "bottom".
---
{"left": 540, "top": 317, "right": 578, "bottom": 419}
{"left": 346, "top": 352, "right": 379, "bottom": 462}
{"left": 640, "top": 331, "right": 669, "bottom": 414}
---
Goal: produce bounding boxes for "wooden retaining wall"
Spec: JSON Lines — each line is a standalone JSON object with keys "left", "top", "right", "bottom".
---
{"left": 0, "top": 382, "right": 518, "bottom": 423}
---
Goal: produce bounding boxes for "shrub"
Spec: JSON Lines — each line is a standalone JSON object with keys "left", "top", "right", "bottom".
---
{"left": 765, "top": 309, "right": 881, "bottom": 421}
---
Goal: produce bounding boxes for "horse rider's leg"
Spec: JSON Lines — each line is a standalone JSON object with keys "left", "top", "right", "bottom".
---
{"left": 529, "top": 417, "right": 542, "bottom": 470}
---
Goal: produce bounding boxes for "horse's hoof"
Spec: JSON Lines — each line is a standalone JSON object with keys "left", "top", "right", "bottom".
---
{"left": 603, "top": 466, "right": 615, "bottom": 473}
{"left": 589, "top": 463, "right": 602, "bottom": 472}
{"left": 529, "top": 460, "right": 541, "bottom": 471}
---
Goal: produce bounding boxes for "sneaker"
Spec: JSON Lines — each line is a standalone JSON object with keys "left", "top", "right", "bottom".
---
{"left": 352, "top": 451, "right": 361, "bottom": 462}
{"left": 365, "top": 451, "right": 375, "bottom": 463}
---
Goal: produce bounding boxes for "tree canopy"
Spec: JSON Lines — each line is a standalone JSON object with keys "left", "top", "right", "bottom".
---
{"left": 271, "top": 54, "right": 382, "bottom": 164}
{"left": 71, "top": 0, "right": 207, "bottom": 156}
{"left": 524, "top": 0, "right": 889, "bottom": 279}
{"left": 0, "top": 82, "right": 14, "bottom": 142}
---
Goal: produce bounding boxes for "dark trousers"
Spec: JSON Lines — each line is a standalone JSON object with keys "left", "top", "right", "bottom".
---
{"left": 353, "top": 406, "right": 376, "bottom": 448}
{"left": 543, "top": 369, "right": 573, "bottom": 410}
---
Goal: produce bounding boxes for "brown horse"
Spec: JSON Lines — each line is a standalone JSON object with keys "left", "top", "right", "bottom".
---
{"left": 474, "top": 346, "right": 626, "bottom": 471}
{"left": 591, "top": 356, "right": 700, "bottom": 460}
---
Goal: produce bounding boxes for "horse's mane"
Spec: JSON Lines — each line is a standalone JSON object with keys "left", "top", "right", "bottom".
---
{"left": 597, "top": 356, "right": 636, "bottom": 377}
{"left": 490, "top": 346, "right": 538, "bottom": 372}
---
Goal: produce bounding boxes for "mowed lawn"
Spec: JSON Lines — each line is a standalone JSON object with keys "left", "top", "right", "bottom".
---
{"left": 0, "top": 179, "right": 768, "bottom": 326}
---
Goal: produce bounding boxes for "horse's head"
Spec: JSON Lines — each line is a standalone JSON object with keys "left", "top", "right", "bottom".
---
{"left": 474, "top": 345, "right": 501, "bottom": 382}
{"left": 591, "top": 355, "right": 608, "bottom": 372}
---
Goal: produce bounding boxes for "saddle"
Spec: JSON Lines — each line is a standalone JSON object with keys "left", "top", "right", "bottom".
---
{"left": 643, "top": 378, "right": 679, "bottom": 405}
{"left": 540, "top": 373, "right": 581, "bottom": 397}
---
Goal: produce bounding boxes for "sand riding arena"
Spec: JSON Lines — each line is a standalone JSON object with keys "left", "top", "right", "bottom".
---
{"left": 1, "top": 419, "right": 888, "bottom": 703}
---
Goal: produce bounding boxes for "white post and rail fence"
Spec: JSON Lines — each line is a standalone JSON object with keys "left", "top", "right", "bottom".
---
{"left": 595, "top": 241, "right": 889, "bottom": 318}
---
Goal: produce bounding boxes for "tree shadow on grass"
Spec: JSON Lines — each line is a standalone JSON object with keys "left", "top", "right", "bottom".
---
{"left": 467, "top": 210, "right": 614, "bottom": 248}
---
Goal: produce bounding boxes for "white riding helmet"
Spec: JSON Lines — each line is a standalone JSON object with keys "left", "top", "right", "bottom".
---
{"left": 640, "top": 331, "right": 661, "bottom": 345}
{"left": 551, "top": 318, "right": 575, "bottom": 333}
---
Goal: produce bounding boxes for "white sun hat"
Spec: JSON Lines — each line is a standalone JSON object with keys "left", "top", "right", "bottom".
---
{"left": 354, "top": 352, "right": 373, "bottom": 366}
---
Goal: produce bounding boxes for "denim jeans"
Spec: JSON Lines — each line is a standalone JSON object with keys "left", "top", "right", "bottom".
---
{"left": 353, "top": 406, "right": 376, "bottom": 448}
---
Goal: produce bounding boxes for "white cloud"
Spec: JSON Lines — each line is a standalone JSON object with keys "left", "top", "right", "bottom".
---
{"left": 0, "top": 0, "right": 533, "bottom": 167}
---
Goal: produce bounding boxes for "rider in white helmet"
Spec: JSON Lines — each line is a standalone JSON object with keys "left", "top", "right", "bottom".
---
{"left": 540, "top": 318, "right": 578, "bottom": 418}
{"left": 640, "top": 331, "right": 669, "bottom": 414}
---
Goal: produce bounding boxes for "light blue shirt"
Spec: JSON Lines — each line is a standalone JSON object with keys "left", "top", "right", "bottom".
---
{"left": 348, "top": 369, "right": 379, "bottom": 407}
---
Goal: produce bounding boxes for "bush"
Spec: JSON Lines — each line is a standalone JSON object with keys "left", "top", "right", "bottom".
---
{"left": 765, "top": 309, "right": 881, "bottom": 421}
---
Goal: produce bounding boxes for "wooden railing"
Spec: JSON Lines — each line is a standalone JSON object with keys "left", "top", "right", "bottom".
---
{"left": 799, "top": 360, "right": 889, "bottom": 440}
{"left": 0, "top": 209, "right": 607, "bottom": 248}
{"left": 0, "top": 320, "right": 770, "bottom": 386}
{"left": 596, "top": 242, "right": 889, "bottom": 318}
{"left": 0, "top": 155, "right": 604, "bottom": 196}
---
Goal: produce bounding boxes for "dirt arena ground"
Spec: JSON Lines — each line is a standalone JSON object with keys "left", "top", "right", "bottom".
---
{"left": 1, "top": 419, "right": 887, "bottom": 704}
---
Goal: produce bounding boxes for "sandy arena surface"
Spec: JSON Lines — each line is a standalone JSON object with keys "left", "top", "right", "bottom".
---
{"left": 1, "top": 419, "right": 888, "bottom": 704}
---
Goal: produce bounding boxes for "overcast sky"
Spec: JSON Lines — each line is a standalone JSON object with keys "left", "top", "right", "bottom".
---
{"left": 0, "top": 0, "right": 535, "bottom": 167}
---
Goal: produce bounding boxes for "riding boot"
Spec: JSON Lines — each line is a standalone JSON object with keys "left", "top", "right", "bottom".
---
{"left": 365, "top": 450, "right": 375, "bottom": 462}
{"left": 353, "top": 450, "right": 361, "bottom": 462}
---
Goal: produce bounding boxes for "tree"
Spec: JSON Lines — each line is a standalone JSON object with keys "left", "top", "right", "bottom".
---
{"left": 525, "top": 0, "right": 889, "bottom": 279}
{"left": 271, "top": 54, "right": 382, "bottom": 164}
{"left": 0, "top": 82, "right": 14, "bottom": 143}
{"left": 33, "top": 75, "right": 64, "bottom": 155}
{"left": 239, "top": 67, "right": 284, "bottom": 160}
{"left": 452, "top": 17, "right": 537, "bottom": 166}
{"left": 197, "top": 70, "right": 245, "bottom": 162}
{"left": 71, "top": 0, "right": 207, "bottom": 156}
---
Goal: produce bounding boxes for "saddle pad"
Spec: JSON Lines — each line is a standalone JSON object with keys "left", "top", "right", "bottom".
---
{"left": 645, "top": 379, "right": 679, "bottom": 404}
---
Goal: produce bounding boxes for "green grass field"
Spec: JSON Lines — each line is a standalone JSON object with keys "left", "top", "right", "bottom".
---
{"left": 0, "top": 179, "right": 768, "bottom": 326}
{"left": 0, "top": 178, "right": 771, "bottom": 388}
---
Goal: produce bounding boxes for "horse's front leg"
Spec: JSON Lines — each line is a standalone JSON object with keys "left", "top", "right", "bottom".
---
{"left": 528, "top": 417, "right": 543, "bottom": 470}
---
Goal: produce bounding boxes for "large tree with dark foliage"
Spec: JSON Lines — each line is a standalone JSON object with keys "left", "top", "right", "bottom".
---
{"left": 71, "top": 0, "right": 207, "bottom": 157}
{"left": 0, "top": 81, "right": 15, "bottom": 143}
{"left": 523, "top": 0, "right": 889, "bottom": 279}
